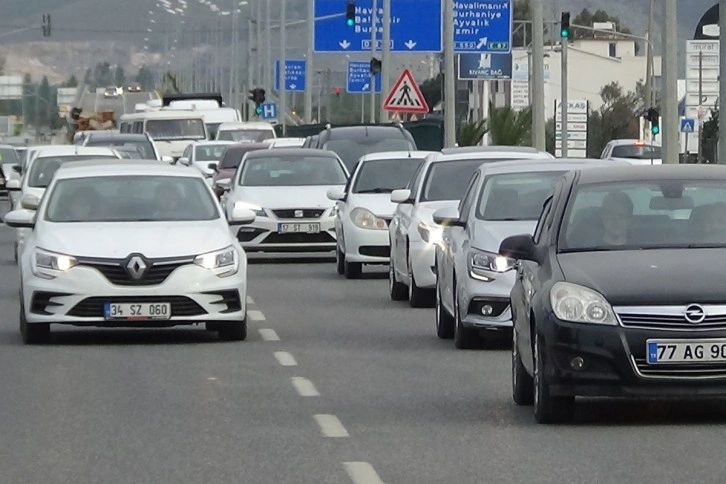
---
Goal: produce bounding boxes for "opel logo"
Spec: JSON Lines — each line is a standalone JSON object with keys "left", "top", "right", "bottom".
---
{"left": 126, "top": 255, "right": 148, "bottom": 280}
{"left": 684, "top": 304, "right": 706, "bottom": 324}
{"left": 294, "top": 210, "right": 304, "bottom": 218}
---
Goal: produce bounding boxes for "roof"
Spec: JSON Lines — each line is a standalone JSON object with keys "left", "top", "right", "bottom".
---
{"left": 246, "top": 148, "right": 337, "bottom": 158}
{"left": 480, "top": 158, "right": 631, "bottom": 175}
{"left": 323, "top": 126, "right": 408, "bottom": 137}
{"left": 428, "top": 149, "right": 553, "bottom": 162}
{"left": 441, "top": 146, "right": 542, "bottom": 155}
{"left": 85, "top": 133, "right": 149, "bottom": 141}
{"left": 34, "top": 146, "right": 118, "bottom": 157}
{"left": 358, "top": 151, "right": 436, "bottom": 161}
{"left": 120, "top": 110, "right": 206, "bottom": 120}
{"left": 218, "top": 122, "right": 274, "bottom": 130}
{"left": 606, "top": 139, "right": 662, "bottom": 147}
{"left": 227, "top": 142, "right": 270, "bottom": 150}
{"left": 192, "top": 140, "right": 236, "bottom": 146}
{"left": 575, "top": 165, "right": 726, "bottom": 185}
{"left": 54, "top": 159, "right": 198, "bottom": 179}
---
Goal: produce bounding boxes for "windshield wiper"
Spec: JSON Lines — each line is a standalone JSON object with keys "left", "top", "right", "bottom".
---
{"left": 356, "top": 188, "right": 394, "bottom": 194}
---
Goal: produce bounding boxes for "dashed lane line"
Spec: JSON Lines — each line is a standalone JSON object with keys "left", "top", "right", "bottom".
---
{"left": 258, "top": 328, "right": 280, "bottom": 341}
{"left": 344, "top": 462, "right": 385, "bottom": 484}
{"left": 274, "top": 351, "right": 298, "bottom": 366}
{"left": 248, "top": 310, "right": 266, "bottom": 321}
{"left": 314, "top": 414, "right": 349, "bottom": 438}
{"left": 291, "top": 377, "right": 320, "bottom": 397}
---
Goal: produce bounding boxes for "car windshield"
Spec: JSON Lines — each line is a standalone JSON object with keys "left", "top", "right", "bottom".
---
{"left": 219, "top": 146, "right": 267, "bottom": 169}
{"left": 45, "top": 175, "right": 219, "bottom": 222}
{"left": 561, "top": 181, "right": 726, "bottom": 252}
{"left": 0, "top": 147, "right": 19, "bottom": 164}
{"left": 352, "top": 158, "right": 424, "bottom": 194}
{"left": 611, "top": 144, "right": 661, "bottom": 160}
{"left": 196, "top": 144, "right": 230, "bottom": 161}
{"left": 85, "top": 140, "right": 156, "bottom": 159}
{"left": 218, "top": 129, "right": 275, "bottom": 142}
{"left": 477, "top": 171, "right": 564, "bottom": 221}
{"left": 238, "top": 155, "right": 347, "bottom": 187}
{"left": 145, "top": 119, "right": 206, "bottom": 140}
{"left": 28, "top": 155, "right": 119, "bottom": 188}
{"left": 420, "top": 159, "right": 485, "bottom": 202}
{"left": 323, "top": 138, "right": 414, "bottom": 170}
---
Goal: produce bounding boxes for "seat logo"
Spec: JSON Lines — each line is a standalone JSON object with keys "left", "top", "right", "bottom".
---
{"left": 294, "top": 210, "right": 304, "bottom": 218}
{"left": 684, "top": 304, "right": 706, "bottom": 324}
{"left": 126, "top": 255, "right": 148, "bottom": 279}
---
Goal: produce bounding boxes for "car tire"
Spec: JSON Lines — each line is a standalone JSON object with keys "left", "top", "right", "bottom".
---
{"left": 335, "top": 245, "right": 345, "bottom": 275}
{"left": 435, "top": 277, "right": 455, "bottom": 339}
{"left": 533, "top": 331, "right": 574, "bottom": 423}
{"left": 19, "top": 305, "right": 49, "bottom": 345}
{"left": 389, "top": 264, "right": 408, "bottom": 301}
{"left": 512, "top": 327, "right": 534, "bottom": 405}
{"left": 408, "top": 258, "right": 434, "bottom": 308}
{"left": 344, "top": 260, "right": 362, "bottom": 279}
{"left": 217, "top": 318, "right": 247, "bottom": 341}
{"left": 453, "top": 282, "right": 479, "bottom": 349}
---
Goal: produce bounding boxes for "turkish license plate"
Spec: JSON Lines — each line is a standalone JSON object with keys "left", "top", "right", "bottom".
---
{"left": 646, "top": 339, "right": 726, "bottom": 364}
{"left": 277, "top": 223, "right": 320, "bottom": 234}
{"left": 103, "top": 302, "right": 171, "bottom": 321}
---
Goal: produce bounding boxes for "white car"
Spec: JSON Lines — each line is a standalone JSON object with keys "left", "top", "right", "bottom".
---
{"left": 220, "top": 148, "right": 349, "bottom": 253}
{"left": 388, "top": 147, "right": 555, "bottom": 307}
{"left": 216, "top": 122, "right": 277, "bottom": 143}
{"left": 327, "top": 151, "right": 433, "bottom": 279}
{"left": 4, "top": 160, "right": 255, "bottom": 344}
{"left": 600, "top": 139, "right": 662, "bottom": 165}
{"left": 178, "top": 141, "right": 235, "bottom": 177}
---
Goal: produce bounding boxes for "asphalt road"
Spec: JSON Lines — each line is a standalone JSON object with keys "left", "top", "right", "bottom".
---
{"left": 77, "top": 91, "right": 154, "bottom": 119}
{"left": 0, "top": 221, "right": 725, "bottom": 483}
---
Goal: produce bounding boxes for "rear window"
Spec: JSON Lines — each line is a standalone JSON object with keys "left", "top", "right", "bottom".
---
{"left": 611, "top": 144, "right": 661, "bottom": 160}
{"left": 218, "top": 129, "right": 275, "bottom": 142}
{"left": 219, "top": 146, "right": 268, "bottom": 169}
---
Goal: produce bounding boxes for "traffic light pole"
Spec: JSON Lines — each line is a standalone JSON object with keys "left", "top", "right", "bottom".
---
{"left": 531, "top": 0, "right": 546, "bottom": 151}
{"left": 662, "top": 0, "right": 678, "bottom": 164}
{"left": 381, "top": 0, "right": 391, "bottom": 123}
{"left": 280, "top": 0, "right": 287, "bottom": 133}
{"left": 560, "top": 32, "right": 568, "bottom": 157}
{"left": 369, "top": 0, "right": 378, "bottom": 124}
{"left": 304, "top": 0, "right": 314, "bottom": 123}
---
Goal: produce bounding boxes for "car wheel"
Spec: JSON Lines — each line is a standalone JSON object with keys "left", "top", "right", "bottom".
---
{"left": 512, "top": 326, "right": 534, "bottom": 405}
{"left": 453, "top": 282, "right": 479, "bottom": 349}
{"left": 19, "top": 304, "right": 49, "bottom": 345}
{"left": 408, "top": 257, "right": 434, "bottom": 308}
{"left": 533, "top": 331, "right": 574, "bottom": 423}
{"left": 344, "top": 260, "right": 362, "bottom": 279}
{"left": 389, "top": 264, "right": 408, "bottom": 301}
{"left": 217, "top": 318, "right": 247, "bottom": 341}
{"left": 435, "top": 277, "right": 455, "bottom": 339}
{"left": 335, "top": 245, "right": 345, "bottom": 275}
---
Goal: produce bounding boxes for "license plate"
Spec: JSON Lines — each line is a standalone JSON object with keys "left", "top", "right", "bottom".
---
{"left": 103, "top": 302, "right": 171, "bottom": 320}
{"left": 646, "top": 339, "right": 726, "bottom": 364}
{"left": 277, "top": 223, "right": 320, "bottom": 234}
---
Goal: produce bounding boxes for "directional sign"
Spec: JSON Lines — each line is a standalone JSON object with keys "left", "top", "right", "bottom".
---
{"left": 383, "top": 69, "right": 429, "bottom": 114}
{"left": 313, "top": 0, "right": 442, "bottom": 53}
{"left": 346, "top": 61, "right": 382, "bottom": 93}
{"left": 680, "top": 118, "right": 696, "bottom": 133}
{"left": 260, "top": 102, "right": 278, "bottom": 121}
{"left": 453, "top": 0, "right": 513, "bottom": 54}
{"left": 274, "top": 59, "right": 306, "bottom": 92}
{"left": 458, "top": 53, "right": 512, "bottom": 80}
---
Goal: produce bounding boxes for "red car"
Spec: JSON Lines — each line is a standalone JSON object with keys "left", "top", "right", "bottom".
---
{"left": 212, "top": 143, "right": 270, "bottom": 198}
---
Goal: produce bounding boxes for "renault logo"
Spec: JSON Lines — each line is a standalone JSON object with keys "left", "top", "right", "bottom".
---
{"left": 294, "top": 210, "right": 304, "bottom": 218}
{"left": 126, "top": 255, "right": 148, "bottom": 280}
{"left": 684, "top": 304, "right": 706, "bottom": 324}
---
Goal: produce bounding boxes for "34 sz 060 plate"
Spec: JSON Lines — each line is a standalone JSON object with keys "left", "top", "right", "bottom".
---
{"left": 104, "top": 302, "right": 171, "bottom": 321}
{"left": 647, "top": 338, "right": 726, "bottom": 364}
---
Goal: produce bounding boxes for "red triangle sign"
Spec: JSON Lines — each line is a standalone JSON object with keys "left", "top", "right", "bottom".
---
{"left": 383, "top": 69, "right": 429, "bottom": 114}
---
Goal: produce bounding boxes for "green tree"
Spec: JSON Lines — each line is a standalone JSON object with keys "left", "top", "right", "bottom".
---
{"left": 22, "top": 73, "right": 35, "bottom": 127}
{"left": 83, "top": 68, "right": 92, "bottom": 87}
{"left": 63, "top": 74, "right": 78, "bottom": 88}
{"left": 114, "top": 66, "right": 126, "bottom": 87}
{"left": 586, "top": 82, "right": 640, "bottom": 157}
{"left": 572, "top": 8, "right": 633, "bottom": 37}
{"left": 488, "top": 103, "right": 532, "bottom": 145}
{"left": 135, "top": 66, "right": 155, "bottom": 91}
{"left": 94, "top": 62, "right": 112, "bottom": 88}
{"left": 419, "top": 74, "right": 442, "bottom": 113}
{"left": 457, "top": 119, "right": 488, "bottom": 146}
{"left": 702, "top": 103, "right": 719, "bottom": 162}
{"left": 36, "top": 76, "right": 52, "bottom": 129}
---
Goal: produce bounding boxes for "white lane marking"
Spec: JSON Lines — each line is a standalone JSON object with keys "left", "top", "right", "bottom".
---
{"left": 314, "top": 414, "right": 349, "bottom": 438}
{"left": 207, "top": 377, "right": 217, "bottom": 381}
{"left": 291, "top": 377, "right": 320, "bottom": 397}
{"left": 258, "top": 328, "right": 280, "bottom": 341}
{"left": 248, "top": 310, "right": 266, "bottom": 321}
{"left": 246, "top": 296, "right": 254, "bottom": 304}
{"left": 344, "top": 462, "right": 385, "bottom": 484}
{"left": 274, "top": 351, "right": 298, "bottom": 366}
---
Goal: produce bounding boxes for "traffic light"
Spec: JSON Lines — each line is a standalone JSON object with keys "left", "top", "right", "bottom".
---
{"left": 248, "top": 88, "right": 266, "bottom": 115}
{"left": 370, "top": 57, "right": 382, "bottom": 74}
{"left": 346, "top": 1, "right": 356, "bottom": 27}
{"left": 335, "top": 87, "right": 342, "bottom": 97}
{"left": 645, "top": 107, "right": 660, "bottom": 135}
{"left": 42, "top": 13, "right": 51, "bottom": 37}
{"left": 560, "top": 12, "right": 570, "bottom": 38}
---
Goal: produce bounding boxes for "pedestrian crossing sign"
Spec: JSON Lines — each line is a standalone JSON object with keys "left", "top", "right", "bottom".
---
{"left": 383, "top": 69, "right": 429, "bottom": 114}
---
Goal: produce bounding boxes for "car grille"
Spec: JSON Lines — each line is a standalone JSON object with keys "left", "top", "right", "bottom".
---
{"left": 632, "top": 357, "right": 726, "bottom": 379}
{"left": 272, "top": 208, "right": 326, "bottom": 219}
{"left": 237, "top": 227, "right": 266, "bottom": 242}
{"left": 359, "top": 245, "right": 390, "bottom": 257}
{"left": 617, "top": 310, "right": 726, "bottom": 331}
{"left": 76, "top": 256, "right": 194, "bottom": 286}
{"left": 262, "top": 232, "right": 335, "bottom": 244}
{"left": 67, "top": 296, "right": 206, "bottom": 318}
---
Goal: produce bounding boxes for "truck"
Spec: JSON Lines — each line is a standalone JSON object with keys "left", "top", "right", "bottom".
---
{"left": 66, "top": 107, "right": 116, "bottom": 143}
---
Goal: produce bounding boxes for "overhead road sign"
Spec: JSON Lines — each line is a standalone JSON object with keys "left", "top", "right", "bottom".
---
{"left": 313, "top": 0, "right": 442, "bottom": 53}
{"left": 347, "top": 61, "right": 382, "bottom": 93}
{"left": 458, "top": 53, "right": 512, "bottom": 80}
{"left": 383, "top": 69, "right": 429, "bottom": 114}
{"left": 274, "top": 59, "right": 307, "bottom": 93}
{"left": 453, "top": 0, "right": 513, "bottom": 54}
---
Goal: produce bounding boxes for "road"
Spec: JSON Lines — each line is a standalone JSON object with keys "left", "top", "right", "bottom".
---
{"left": 0, "top": 221, "right": 725, "bottom": 482}
{"left": 77, "top": 91, "right": 155, "bottom": 119}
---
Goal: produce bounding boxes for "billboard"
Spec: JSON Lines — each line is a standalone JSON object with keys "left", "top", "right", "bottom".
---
{"left": 57, "top": 87, "right": 78, "bottom": 106}
{"left": 0, "top": 76, "right": 23, "bottom": 100}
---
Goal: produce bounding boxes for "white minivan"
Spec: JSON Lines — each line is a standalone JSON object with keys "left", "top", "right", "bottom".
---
{"left": 216, "top": 122, "right": 277, "bottom": 143}
{"left": 118, "top": 110, "right": 208, "bottom": 162}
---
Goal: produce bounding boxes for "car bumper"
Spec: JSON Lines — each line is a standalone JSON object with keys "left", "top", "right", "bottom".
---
{"left": 539, "top": 315, "right": 726, "bottom": 398}
{"left": 459, "top": 271, "right": 515, "bottom": 330}
{"left": 343, "top": 224, "right": 390, "bottom": 263}
{"left": 22, "top": 263, "right": 247, "bottom": 326}
{"left": 409, "top": 240, "right": 437, "bottom": 288}
{"left": 235, "top": 216, "right": 337, "bottom": 253}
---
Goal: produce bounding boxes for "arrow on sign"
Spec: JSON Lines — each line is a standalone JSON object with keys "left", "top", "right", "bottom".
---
{"left": 339, "top": 40, "right": 351, "bottom": 49}
{"left": 289, "top": 84, "right": 297, "bottom": 90}
{"left": 404, "top": 40, "right": 417, "bottom": 49}
{"left": 362, "top": 83, "right": 370, "bottom": 91}
{"left": 477, "top": 38, "right": 488, "bottom": 49}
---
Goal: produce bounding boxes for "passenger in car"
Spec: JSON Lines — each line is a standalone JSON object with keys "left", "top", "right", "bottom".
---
{"left": 599, "top": 191, "right": 634, "bottom": 246}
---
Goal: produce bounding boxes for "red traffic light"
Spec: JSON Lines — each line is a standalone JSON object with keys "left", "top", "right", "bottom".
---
{"left": 335, "top": 87, "right": 342, "bottom": 96}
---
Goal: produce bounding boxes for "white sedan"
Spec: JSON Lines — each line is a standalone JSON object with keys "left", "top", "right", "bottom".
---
{"left": 220, "top": 148, "right": 349, "bottom": 253}
{"left": 4, "top": 160, "right": 255, "bottom": 344}
{"left": 327, "top": 151, "right": 432, "bottom": 279}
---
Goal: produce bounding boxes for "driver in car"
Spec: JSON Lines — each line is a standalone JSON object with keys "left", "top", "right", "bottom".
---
{"left": 599, "top": 191, "right": 634, "bottom": 246}
{"left": 153, "top": 183, "right": 182, "bottom": 218}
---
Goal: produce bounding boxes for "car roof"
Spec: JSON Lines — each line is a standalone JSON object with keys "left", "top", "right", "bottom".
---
{"left": 54, "top": 159, "right": 196, "bottom": 179}
{"left": 85, "top": 133, "right": 149, "bottom": 141}
{"left": 193, "top": 140, "right": 236, "bottom": 146}
{"left": 479, "top": 158, "right": 632, "bottom": 176}
{"left": 218, "top": 122, "right": 274, "bottom": 129}
{"left": 607, "top": 139, "right": 661, "bottom": 147}
{"left": 227, "top": 142, "right": 270, "bottom": 150}
{"left": 441, "top": 145, "right": 543, "bottom": 155}
{"left": 34, "top": 146, "right": 118, "bottom": 157}
{"left": 574, "top": 164, "right": 726, "bottom": 185}
{"left": 358, "top": 151, "right": 436, "bottom": 161}
{"left": 323, "top": 125, "right": 408, "bottom": 138}
{"left": 245, "top": 148, "right": 338, "bottom": 158}
{"left": 427, "top": 149, "right": 553, "bottom": 162}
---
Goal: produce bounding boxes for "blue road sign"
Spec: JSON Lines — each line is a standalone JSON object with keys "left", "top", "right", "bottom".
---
{"left": 453, "top": 0, "right": 513, "bottom": 54}
{"left": 680, "top": 118, "right": 696, "bottom": 133}
{"left": 314, "top": 0, "right": 442, "bottom": 53}
{"left": 274, "top": 59, "right": 306, "bottom": 92}
{"left": 458, "top": 53, "right": 512, "bottom": 80}
{"left": 260, "top": 102, "right": 277, "bottom": 120}
{"left": 347, "top": 61, "right": 382, "bottom": 94}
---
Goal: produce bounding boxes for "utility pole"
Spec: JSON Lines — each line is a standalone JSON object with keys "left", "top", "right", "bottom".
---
{"left": 304, "top": 0, "right": 314, "bottom": 123}
{"left": 662, "top": 0, "right": 678, "bottom": 164}
{"left": 247, "top": 15, "right": 254, "bottom": 120}
{"left": 531, "top": 0, "right": 546, "bottom": 150}
{"left": 381, "top": 0, "right": 391, "bottom": 123}
{"left": 229, "top": 8, "right": 237, "bottom": 106}
{"left": 369, "top": 0, "right": 378, "bottom": 124}
{"left": 698, "top": 51, "right": 703, "bottom": 162}
{"left": 643, "top": 0, "right": 654, "bottom": 139}
{"left": 443, "top": 0, "right": 455, "bottom": 147}
{"left": 280, "top": 0, "right": 287, "bottom": 133}
{"left": 720, "top": 0, "right": 726, "bottom": 164}
{"left": 265, "top": 0, "right": 272, "bottom": 96}
{"left": 256, "top": 0, "right": 262, "bottom": 85}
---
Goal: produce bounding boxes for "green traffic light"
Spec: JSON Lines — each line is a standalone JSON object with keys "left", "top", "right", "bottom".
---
{"left": 651, "top": 126, "right": 660, "bottom": 135}
{"left": 346, "top": 18, "right": 354, "bottom": 27}
{"left": 255, "top": 106, "right": 263, "bottom": 115}
{"left": 560, "top": 28, "right": 569, "bottom": 38}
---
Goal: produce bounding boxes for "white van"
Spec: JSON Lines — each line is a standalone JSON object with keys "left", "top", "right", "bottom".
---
{"left": 118, "top": 110, "right": 208, "bottom": 161}
{"left": 166, "top": 100, "right": 241, "bottom": 139}
{"left": 215, "top": 122, "right": 277, "bottom": 142}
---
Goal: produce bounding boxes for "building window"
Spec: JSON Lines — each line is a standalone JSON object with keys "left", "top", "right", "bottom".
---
{"left": 608, "top": 43, "right": 616, "bottom": 57}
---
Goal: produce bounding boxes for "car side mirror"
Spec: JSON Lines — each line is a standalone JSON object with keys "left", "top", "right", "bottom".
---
{"left": 161, "top": 155, "right": 174, "bottom": 164}
{"left": 228, "top": 204, "right": 256, "bottom": 225}
{"left": 208, "top": 163, "right": 218, "bottom": 172}
{"left": 4, "top": 209, "right": 35, "bottom": 228}
{"left": 20, "top": 194, "right": 40, "bottom": 211}
{"left": 216, "top": 178, "right": 231, "bottom": 192}
{"left": 390, "top": 189, "right": 413, "bottom": 204}
{"left": 499, "top": 234, "right": 539, "bottom": 263}
{"left": 6, "top": 178, "right": 20, "bottom": 190}
{"left": 177, "top": 157, "right": 189, "bottom": 166}
{"left": 432, "top": 206, "right": 464, "bottom": 227}
{"left": 327, "top": 187, "right": 346, "bottom": 201}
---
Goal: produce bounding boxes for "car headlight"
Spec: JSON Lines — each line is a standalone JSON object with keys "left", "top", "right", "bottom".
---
{"left": 550, "top": 282, "right": 617, "bottom": 325}
{"left": 351, "top": 207, "right": 387, "bottom": 230}
{"left": 234, "top": 201, "right": 266, "bottom": 217}
{"left": 32, "top": 248, "right": 77, "bottom": 279}
{"left": 417, "top": 222, "right": 442, "bottom": 244}
{"left": 194, "top": 245, "right": 239, "bottom": 277}
{"left": 468, "top": 249, "right": 515, "bottom": 281}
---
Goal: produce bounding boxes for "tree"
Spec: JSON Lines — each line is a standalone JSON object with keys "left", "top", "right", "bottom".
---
{"left": 94, "top": 62, "right": 112, "bottom": 88}
{"left": 22, "top": 73, "right": 34, "bottom": 127}
{"left": 419, "top": 74, "right": 442, "bottom": 113}
{"left": 83, "top": 68, "right": 92, "bottom": 87}
{"left": 36, "top": 76, "right": 52, "bottom": 129}
{"left": 114, "top": 66, "right": 126, "bottom": 87}
{"left": 586, "top": 82, "right": 640, "bottom": 157}
{"left": 571, "top": 8, "right": 638, "bottom": 54}
{"left": 135, "top": 66, "right": 155, "bottom": 91}
{"left": 488, "top": 103, "right": 532, "bottom": 145}
{"left": 63, "top": 75, "right": 78, "bottom": 88}
{"left": 702, "top": 103, "right": 719, "bottom": 162}
{"left": 457, "top": 119, "right": 488, "bottom": 146}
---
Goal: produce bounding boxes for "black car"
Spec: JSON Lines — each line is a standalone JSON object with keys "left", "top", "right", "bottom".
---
{"left": 80, "top": 133, "right": 164, "bottom": 161}
{"left": 500, "top": 165, "right": 726, "bottom": 423}
{"left": 316, "top": 125, "right": 417, "bottom": 171}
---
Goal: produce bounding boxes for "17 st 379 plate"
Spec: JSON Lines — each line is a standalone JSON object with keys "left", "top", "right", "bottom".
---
{"left": 647, "top": 339, "right": 726, "bottom": 364}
